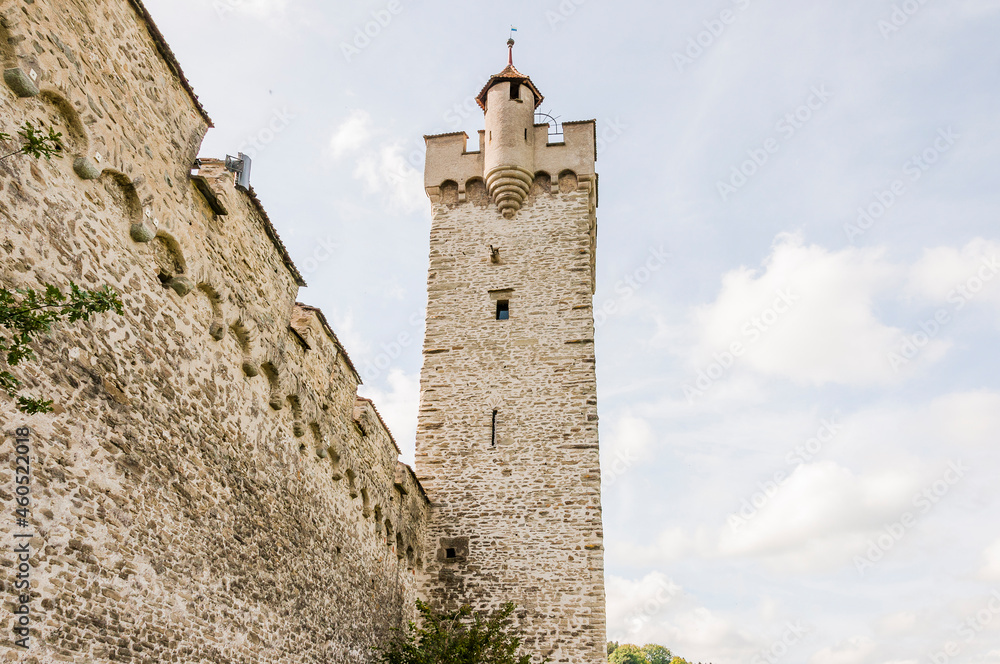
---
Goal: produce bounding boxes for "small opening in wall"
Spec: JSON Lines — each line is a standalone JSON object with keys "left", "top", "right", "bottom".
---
{"left": 445, "top": 548, "right": 457, "bottom": 559}
{"left": 510, "top": 82, "right": 520, "bottom": 100}
{"left": 491, "top": 409, "right": 498, "bottom": 448}
{"left": 496, "top": 300, "right": 509, "bottom": 320}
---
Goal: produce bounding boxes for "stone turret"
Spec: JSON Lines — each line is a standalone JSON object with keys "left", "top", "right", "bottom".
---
{"left": 476, "top": 39, "right": 544, "bottom": 218}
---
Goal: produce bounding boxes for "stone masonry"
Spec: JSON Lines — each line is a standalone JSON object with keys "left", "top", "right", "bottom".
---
{"left": 416, "top": 46, "right": 607, "bottom": 663}
{"left": 0, "top": 0, "right": 428, "bottom": 662}
{"left": 0, "top": 1, "right": 606, "bottom": 662}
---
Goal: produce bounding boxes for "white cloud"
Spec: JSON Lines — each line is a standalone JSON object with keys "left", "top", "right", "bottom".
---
{"left": 328, "top": 112, "right": 425, "bottom": 212}
{"left": 358, "top": 368, "right": 419, "bottom": 465}
{"left": 920, "top": 391, "right": 1000, "bottom": 450}
{"left": 689, "top": 233, "right": 927, "bottom": 387}
{"left": 875, "top": 611, "right": 919, "bottom": 636}
{"left": 683, "top": 234, "right": 1000, "bottom": 390}
{"left": 807, "top": 637, "right": 877, "bottom": 664}
{"left": 330, "top": 109, "right": 374, "bottom": 158}
{"left": 213, "top": 0, "right": 288, "bottom": 18}
{"left": 980, "top": 538, "right": 1000, "bottom": 581}
{"left": 353, "top": 142, "right": 425, "bottom": 213}
{"left": 958, "top": 0, "right": 1000, "bottom": 17}
{"left": 327, "top": 309, "right": 370, "bottom": 358}
{"left": 905, "top": 238, "right": 1000, "bottom": 312}
{"left": 720, "top": 461, "right": 921, "bottom": 568}
{"left": 605, "top": 572, "right": 757, "bottom": 663}
{"left": 602, "top": 414, "right": 656, "bottom": 470}
{"left": 611, "top": 390, "right": 1000, "bottom": 575}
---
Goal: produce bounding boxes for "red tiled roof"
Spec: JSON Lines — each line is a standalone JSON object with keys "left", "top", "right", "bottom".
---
{"left": 475, "top": 64, "right": 544, "bottom": 111}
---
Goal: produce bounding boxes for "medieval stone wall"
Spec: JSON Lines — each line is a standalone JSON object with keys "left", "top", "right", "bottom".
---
{"left": 416, "top": 128, "right": 606, "bottom": 663}
{"left": 0, "top": 0, "right": 428, "bottom": 662}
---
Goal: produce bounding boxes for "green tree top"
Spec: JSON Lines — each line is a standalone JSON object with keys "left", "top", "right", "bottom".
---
{"left": 609, "top": 644, "right": 648, "bottom": 664}
{"left": 607, "top": 643, "right": 684, "bottom": 664}
{"left": 642, "top": 644, "right": 673, "bottom": 664}
{"left": 377, "top": 600, "right": 548, "bottom": 664}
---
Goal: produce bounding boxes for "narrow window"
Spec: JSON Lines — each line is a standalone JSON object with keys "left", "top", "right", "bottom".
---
{"left": 510, "top": 82, "right": 520, "bottom": 100}
{"left": 491, "top": 409, "right": 498, "bottom": 448}
{"left": 524, "top": 128, "right": 528, "bottom": 141}
{"left": 446, "top": 548, "right": 457, "bottom": 559}
{"left": 496, "top": 300, "right": 509, "bottom": 320}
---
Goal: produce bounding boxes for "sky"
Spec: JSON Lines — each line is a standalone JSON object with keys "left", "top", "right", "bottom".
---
{"left": 141, "top": 0, "right": 1000, "bottom": 662}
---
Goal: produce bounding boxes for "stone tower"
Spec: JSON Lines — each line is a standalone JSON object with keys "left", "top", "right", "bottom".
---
{"left": 416, "top": 41, "right": 606, "bottom": 663}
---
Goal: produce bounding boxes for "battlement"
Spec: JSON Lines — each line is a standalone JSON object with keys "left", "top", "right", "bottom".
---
{"left": 424, "top": 119, "right": 597, "bottom": 208}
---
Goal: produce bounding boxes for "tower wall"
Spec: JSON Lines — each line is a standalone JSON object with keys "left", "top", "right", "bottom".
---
{"left": 418, "top": 122, "right": 606, "bottom": 663}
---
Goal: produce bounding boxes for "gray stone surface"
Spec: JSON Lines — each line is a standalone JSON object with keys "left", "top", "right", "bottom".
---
{"left": 0, "top": 1, "right": 428, "bottom": 661}
{"left": 4, "top": 67, "right": 39, "bottom": 97}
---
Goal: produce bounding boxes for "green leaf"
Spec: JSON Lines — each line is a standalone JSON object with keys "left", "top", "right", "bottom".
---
{"left": 1, "top": 282, "right": 123, "bottom": 411}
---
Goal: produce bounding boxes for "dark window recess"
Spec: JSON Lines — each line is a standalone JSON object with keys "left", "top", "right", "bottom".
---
{"left": 524, "top": 128, "right": 528, "bottom": 141}
{"left": 496, "top": 300, "right": 510, "bottom": 320}
{"left": 491, "top": 409, "right": 498, "bottom": 448}
{"left": 510, "top": 82, "right": 520, "bottom": 100}
{"left": 445, "top": 548, "right": 457, "bottom": 559}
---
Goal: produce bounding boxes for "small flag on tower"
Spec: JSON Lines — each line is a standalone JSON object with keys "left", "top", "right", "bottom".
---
{"left": 510, "top": 26, "right": 518, "bottom": 38}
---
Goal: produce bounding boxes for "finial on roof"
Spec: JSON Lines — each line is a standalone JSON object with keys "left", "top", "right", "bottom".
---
{"left": 507, "top": 38, "right": 514, "bottom": 67}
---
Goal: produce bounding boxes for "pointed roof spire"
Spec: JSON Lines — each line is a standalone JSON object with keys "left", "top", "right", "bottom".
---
{"left": 476, "top": 37, "right": 544, "bottom": 112}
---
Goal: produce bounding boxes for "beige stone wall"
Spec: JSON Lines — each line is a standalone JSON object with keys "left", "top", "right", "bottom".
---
{"left": 417, "top": 121, "right": 606, "bottom": 663}
{"left": 0, "top": 0, "right": 427, "bottom": 662}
